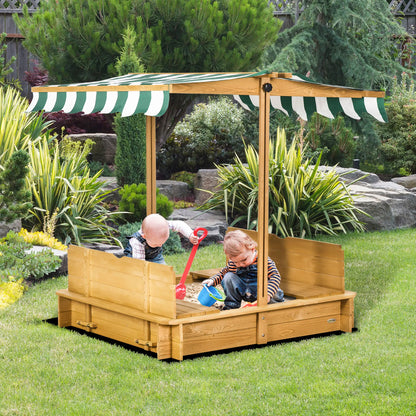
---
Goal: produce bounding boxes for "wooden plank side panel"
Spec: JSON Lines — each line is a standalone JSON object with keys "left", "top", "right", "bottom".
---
{"left": 181, "top": 315, "right": 257, "bottom": 357}
{"left": 266, "top": 301, "right": 341, "bottom": 324}
{"left": 57, "top": 296, "right": 72, "bottom": 327}
{"left": 67, "top": 245, "right": 89, "bottom": 295}
{"left": 267, "top": 301, "right": 342, "bottom": 341}
{"left": 89, "top": 281, "right": 145, "bottom": 310}
{"left": 148, "top": 262, "right": 176, "bottom": 319}
{"left": 90, "top": 306, "right": 149, "bottom": 348}
{"left": 156, "top": 324, "right": 172, "bottom": 360}
{"left": 268, "top": 315, "right": 341, "bottom": 341}
{"left": 280, "top": 268, "right": 345, "bottom": 291}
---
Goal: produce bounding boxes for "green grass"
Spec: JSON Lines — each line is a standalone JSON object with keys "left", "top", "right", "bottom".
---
{"left": 1, "top": 229, "right": 415, "bottom": 415}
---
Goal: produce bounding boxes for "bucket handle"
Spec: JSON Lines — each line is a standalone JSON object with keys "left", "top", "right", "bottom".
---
{"left": 204, "top": 284, "right": 225, "bottom": 302}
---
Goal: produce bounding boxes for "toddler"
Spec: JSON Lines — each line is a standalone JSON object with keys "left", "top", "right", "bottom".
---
{"left": 124, "top": 213, "right": 199, "bottom": 264}
{"left": 203, "top": 230, "right": 284, "bottom": 309}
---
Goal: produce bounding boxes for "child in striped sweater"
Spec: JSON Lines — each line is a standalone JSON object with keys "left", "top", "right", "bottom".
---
{"left": 202, "top": 230, "right": 284, "bottom": 310}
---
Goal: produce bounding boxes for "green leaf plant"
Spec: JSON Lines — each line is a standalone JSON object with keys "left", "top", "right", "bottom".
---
{"left": 201, "top": 128, "right": 366, "bottom": 238}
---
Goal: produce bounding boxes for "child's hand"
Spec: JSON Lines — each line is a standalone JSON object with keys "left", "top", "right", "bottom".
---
{"left": 189, "top": 233, "right": 199, "bottom": 245}
{"left": 202, "top": 278, "right": 213, "bottom": 287}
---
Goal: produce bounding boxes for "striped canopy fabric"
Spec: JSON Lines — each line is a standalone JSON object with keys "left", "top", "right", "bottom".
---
{"left": 28, "top": 71, "right": 387, "bottom": 122}
{"left": 233, "top": 74, "right": 387, "bottom": 122}
{"left": 28, "top": 71, "right": 268, "bottom": 118}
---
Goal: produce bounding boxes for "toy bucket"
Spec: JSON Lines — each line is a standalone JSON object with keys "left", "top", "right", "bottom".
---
{"left": 198, "top": 284, "right": 225, "bottom": 307}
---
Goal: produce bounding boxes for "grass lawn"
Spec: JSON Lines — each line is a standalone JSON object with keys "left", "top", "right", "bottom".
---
{"left": 1, "top": 229, "right": 415, "bottom": 415}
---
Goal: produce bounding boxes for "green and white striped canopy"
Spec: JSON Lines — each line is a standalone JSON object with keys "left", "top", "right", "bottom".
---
{"left": 28, "top": 71, "right": 268, "bottom": 117}
{"left": 233, "top": 74, "right": 387, "bottom": 122}
{"left": 28, "top": 71, "right": 387, "bottom": 122}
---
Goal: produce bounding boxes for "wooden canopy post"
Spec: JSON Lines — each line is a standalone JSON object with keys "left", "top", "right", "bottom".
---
{"left": 146, "top": 116, "right": 157, "bottom": 215}
{"left": 257, "top": 76, "right": 272, "bottom": 307}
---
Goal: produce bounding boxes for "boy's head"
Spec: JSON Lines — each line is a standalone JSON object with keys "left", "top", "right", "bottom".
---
{"left": 141, "top": 214, "right": 169, "bottom": 248}
{"left": 223, "top": 230, "right": 257, "bottom": 268}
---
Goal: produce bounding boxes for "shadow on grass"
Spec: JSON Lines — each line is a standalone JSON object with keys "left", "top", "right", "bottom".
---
{"left": 44, "top": 317, "right": 358, "bottom": 363}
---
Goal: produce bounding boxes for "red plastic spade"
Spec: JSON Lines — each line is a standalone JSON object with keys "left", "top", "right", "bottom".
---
{"left": 175, "top": 227, "right": 208, "bottom": 300}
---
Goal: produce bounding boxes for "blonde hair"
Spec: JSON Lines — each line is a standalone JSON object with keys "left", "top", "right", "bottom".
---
{"left": 223, "top": 230, "right": 257, "bottom": 257}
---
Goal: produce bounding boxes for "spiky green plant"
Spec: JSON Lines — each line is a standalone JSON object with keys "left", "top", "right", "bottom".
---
{"left": 0, "top": 86, "right": 51, "bottom": 166}
{"left": 201, "top": 128, "right": 365, "bottom": 238}
{"left": 24, "top": 137, "right": 121, "bottom": 246}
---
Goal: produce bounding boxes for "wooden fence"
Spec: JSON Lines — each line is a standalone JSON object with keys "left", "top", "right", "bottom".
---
{"left": 0, "top": 1, "right": 39, "bottom": 97}
{"left": 1, "top": 0, "right": 415, "bottom": 98}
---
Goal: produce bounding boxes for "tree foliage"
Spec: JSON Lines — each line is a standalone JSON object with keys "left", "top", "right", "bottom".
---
{"left": 263, "top": 0, "right": 408, "bottom": 89}
{"left": 114, "top": 26, "right": 147, "bottom": 186}
{"left": 15, "top": 0, "right": 280, "bottom": 148}
{"left": 0, "top": 150, "right": 32, "bottom": 223}
{"left": 377, "top": 72, "right": 416, "bottom": 175}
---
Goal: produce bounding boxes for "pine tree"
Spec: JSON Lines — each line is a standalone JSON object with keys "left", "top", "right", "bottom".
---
{"left": 263, "top": 0, "right": 408, "bottom": 89}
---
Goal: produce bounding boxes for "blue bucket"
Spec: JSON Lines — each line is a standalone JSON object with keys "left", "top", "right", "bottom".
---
{"left": 198, "top": 284, "right": 225, "bottom": 307}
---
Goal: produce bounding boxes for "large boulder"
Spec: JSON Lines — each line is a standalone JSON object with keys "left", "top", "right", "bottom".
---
{"left": 156, "top": 180, "right": 191, "bottom": 201}
{"left": 0, "top": 219, "right": 21, "bottom": 238}
{"left": 321, "top": 167, "right": 416, "bottom": 231}
{"left": 194, "top": 169, "right": 221, "bottom": 205}
{"left": 69, "top": 133, "right": 117, "bottom": 165}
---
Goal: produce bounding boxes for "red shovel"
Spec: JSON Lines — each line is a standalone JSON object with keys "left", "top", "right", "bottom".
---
{"left": 175, "top": 227, "right": 208, "bottom": 300}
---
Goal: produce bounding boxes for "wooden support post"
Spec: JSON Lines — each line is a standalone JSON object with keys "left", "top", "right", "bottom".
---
{"left": 257, "top": 77, "right": 271, "bottom": 307}
{"left": 146, "top": 116, "right": 157, "bottom": 215}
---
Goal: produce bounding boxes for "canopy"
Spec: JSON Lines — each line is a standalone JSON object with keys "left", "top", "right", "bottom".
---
{"left": 29, "top": 71, "right": 387, "bottom": 122}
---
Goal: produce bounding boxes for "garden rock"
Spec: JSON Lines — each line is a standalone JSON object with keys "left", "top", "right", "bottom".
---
{"left": 168, "top": 207, "right": 228, "bottom": 246}
{"left": 323, "top": 167, "right": 416, "bottom": 231}
{"left": 156, "top": 180, "right": 190, "bottom": 201}
{"left": 194, "top": 169, "right": 221, "bottom": 205}
{"left": 69, "top": 133, "right": 117, "bottom": 164}
{"left": 97, "top": 176, "right": 120, "bottom": 202}
{"left": 391, "top": 174, "right": 416, "bottom": 189}
{"left": 0, "top": 219, "right": 21, "bottom": 238}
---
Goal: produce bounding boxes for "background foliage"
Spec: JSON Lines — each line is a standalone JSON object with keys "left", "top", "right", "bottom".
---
{"left": 158, "top": 97, "right": 250, "bottom": 177}
{"left": 377, "top": 72, "right": 416, "bottom": 175}
{"left": 118, "top": 183, "right": 173, "bottom": 223}
{"left": 202, "top": 128, "right": 365, "bottom": 238}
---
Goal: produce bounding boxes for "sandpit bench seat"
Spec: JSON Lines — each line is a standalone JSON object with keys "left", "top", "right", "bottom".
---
{"left": 190, "top": 228, "right": 346, "bottom": 300}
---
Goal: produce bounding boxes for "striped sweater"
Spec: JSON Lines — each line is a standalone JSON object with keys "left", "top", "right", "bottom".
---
{"left": 210, "top": 254, "right": 281, "bottom": 298}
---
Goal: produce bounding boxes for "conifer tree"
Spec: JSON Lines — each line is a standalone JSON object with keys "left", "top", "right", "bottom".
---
{"left": 113, "top": 26, "right": 147, "bottom": 186}
{"left": 0, "top": 150, "right": 32, "bottom": 223}
{"left": 264, "top": 0, "right": 409, "bottom": 89}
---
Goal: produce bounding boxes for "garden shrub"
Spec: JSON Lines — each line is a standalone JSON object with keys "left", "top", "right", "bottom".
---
{"left": 170, "top": 171, "right": 196, "bottom": 192}
{"left": 157, "top": 97, "right": 248, "bottom": 177}
{"left": 0, "top": 278, "right": 26, "bottom": 310}
{"left": 201, "top": 128, "right": 365, "bottom": 238}
{"left": 302, "top": 113, "right": 356, "bottom": 167}
{"left": 0, "top": 232, "right": 62, "bottom": 282}
{"left": 377, "top": 72, "right": 416, "bottom": 175}
{"left": 18, "top": 229, "right": 67, "bottom": 251}
{"left": 119, "top": 183, "right": 173, "bottom": 223}
{"left": 118, "top": 221, "right": 184, "bottom": 255}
